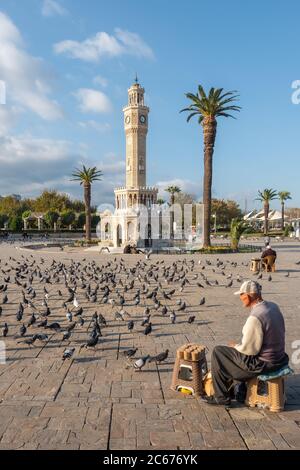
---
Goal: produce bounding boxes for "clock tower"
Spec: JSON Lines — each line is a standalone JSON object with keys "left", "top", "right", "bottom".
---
{"left": 100, "top": 77, "right": 158, "bottom": 248}
{"left": 123, "top": 78, "right": 149, "bottom": 188}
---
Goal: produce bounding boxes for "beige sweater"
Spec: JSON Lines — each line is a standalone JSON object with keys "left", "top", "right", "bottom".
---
{"left": 235, "top": 315, "right": 263, "bottom": 356}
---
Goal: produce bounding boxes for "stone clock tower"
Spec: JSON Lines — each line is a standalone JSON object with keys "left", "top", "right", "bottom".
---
{"left": 100, "top": 78, "right": 158, "bottom": 248}
{"left": 123, "top": 78, "right": 148, "bottom": 188}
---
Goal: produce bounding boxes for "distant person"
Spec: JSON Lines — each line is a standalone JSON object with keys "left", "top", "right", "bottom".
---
{"left": 261, "top": 244, "right": 277, "bottom": 260}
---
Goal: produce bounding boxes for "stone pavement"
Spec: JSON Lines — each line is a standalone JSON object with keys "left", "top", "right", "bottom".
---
{"left": 0, "top": 241, "right": 300, "bottom": 450}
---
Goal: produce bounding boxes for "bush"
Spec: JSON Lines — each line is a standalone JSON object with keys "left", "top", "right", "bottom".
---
{"left": 8, "top": 215, "right": 23, "bottom": 231}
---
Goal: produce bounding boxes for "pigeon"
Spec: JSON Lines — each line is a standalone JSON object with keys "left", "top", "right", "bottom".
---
{"left": 48, "top": 322, "right": 61, "bottom": 331}
{"left": 134, "top": 355, "right": 150, "bottom": 371}
{"left": 170, "top": 310, "right": 176, "bottom": 324}
{"left": 226, "top": 280, "right": 233, "bottom": 288}
{"left": 62, "top": 330, "right": 72, "bottom": 341}
{"left": 127, "top": 320, "right": 134, "bottom": 332}
{"left": 268, "top": 275, "right": 272, "bottom": 281}
{"left": 62, "top": 348, "right": 75, "bottom": 361}
{"left": 85, "top": 335, "right": 99, "bottom": 348}
{"left": 20, "top": 324, "right": 27, "bottom": 337}
{"left": 144, "top": 323, "right": 152, "bottom": 335}
{"left": 199, "top": 297, "right": 206, "bottom": 306}
{"left": 149, "top": 349, "right": 169, "bottom": 363}
{"left": 2, "top": 323, "right": 8, "bottom": 337}
{"left": 27, "top": 313, "right": 36, "bottom": 327}
{"left": 66, "top": 311, "right": 73, "bottom": 322}
{"left": 35, "top": 334, "right": 48, "bottom": 342}
{"left": 178, "top": 302, "right": 187, "bottom": 312}
{"left": 188, "top": 315, "right": 195, "bottom": 324}
{"left": 123, "top": 348, "right": 138, "bottom": 359}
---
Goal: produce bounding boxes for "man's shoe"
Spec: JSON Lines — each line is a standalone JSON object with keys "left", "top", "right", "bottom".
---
{"left": 202, "top": 396, "right": 231, "bottom": 407}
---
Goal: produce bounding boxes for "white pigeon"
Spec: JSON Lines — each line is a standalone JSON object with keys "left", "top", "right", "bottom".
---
{"left": 73, "top": 297, "right": 79, "bottom": 308}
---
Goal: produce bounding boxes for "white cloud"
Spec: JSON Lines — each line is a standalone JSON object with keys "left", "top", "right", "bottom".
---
{"left": 0, "top": 133, "right": 124, "bottom": 204}
{"left": 0, "top": 106, "right": 23, "bottom": 137}
{"left": 115, "top": 28, "right": 154, "bottom": 60}
{"left": 74, "top": 88, "right": 112, "bottom": 114}
{"left": 42, "top": 0, "right": 68, "bottom": 17}
{"left": 78, "top": 120, "right": 111, "bottom": 133}
{"left": 93, "top": 75, "right": 108, "bottom": 88}
{"left": 156, "top": 179, "right": 201, "bottom": 200}
{"left": 54, "top": 28, "right": 154, "bottom": 62}
{"left": 0, "top": 12, "right": 63, "bottom": 120}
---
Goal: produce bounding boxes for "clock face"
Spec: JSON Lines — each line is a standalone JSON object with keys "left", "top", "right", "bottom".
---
{"left": 139, "top": 115, "right": 146, "bottom": 124}
{"left": 125, "top": 115, "right": 130, "bottom": 124}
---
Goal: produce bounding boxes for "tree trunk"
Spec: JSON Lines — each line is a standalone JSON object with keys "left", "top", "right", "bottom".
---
{"left": 264, "top": 202, "right": 269, "bottom": 235}
{"left": 202, "top": 117, "right": 217, "bottom": 247}
{"left": 281, "top": 202, "right": 285, "bottom": 231}
{"left": 170, "top": 194, "right": 175, "bottom": 240}
{"left": 84, "top": 182, "right": 91, "bottom": 241}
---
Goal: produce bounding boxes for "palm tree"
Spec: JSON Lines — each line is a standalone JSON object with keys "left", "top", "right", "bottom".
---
{"left": 230, "top": 219, "right": 249, "bottom": 251}
{"left": 256, "top": 189, "right": 278, "bottom": 235}
{"left": 181, "top": 86, "right": 241, "bottom": 247}
{"left": 166, "top": 186, "right": 181, "bottom": 240}
{"left": 278, "top": 191, "right": 292, "bottom": 230}
{"left": 157, "top": 198, "right": 165, "bottom": 206}
{"left": 71, "top": 165, "right": 102, "bottom": 241}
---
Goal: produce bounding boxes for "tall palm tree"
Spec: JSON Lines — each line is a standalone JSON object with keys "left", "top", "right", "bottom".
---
{"left": 166, "top": 186, "right": 181, "bottom": 240}
{"left": 256, "top": 189, "right": 278, "bottom": 235}
{"left": 71, "top": 165, "right": 102, "bottom": 241}
{"left": 278, "top": 191, "right": 292, "bottom": 230}
{"left": 181, "top": 86, "right": 241, "bottom": 247}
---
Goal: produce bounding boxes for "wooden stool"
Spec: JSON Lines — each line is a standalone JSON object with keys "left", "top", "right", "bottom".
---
{"left": 245, "top": 377, "right": 285, "bottom": 412}
{"left": 250, "top": 258, "right": 261, "bottom": 272}
{"left": 171, "top": 344, "right": 207, "bottom": 397}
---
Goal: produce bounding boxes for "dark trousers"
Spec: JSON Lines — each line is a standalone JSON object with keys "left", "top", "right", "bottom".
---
{"left": 211, "top": 346, "right": 288, "bottom": 401}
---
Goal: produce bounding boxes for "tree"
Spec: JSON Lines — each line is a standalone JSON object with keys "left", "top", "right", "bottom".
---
{"left": 181, "top": 86, "right": 241, "bottom": 247}
{"left": 76, "top": 212, "right": 86, "bottom": 229}
{"left": 44, "top": 210, "right": 60, "bottom": 230}
{"left": 285, "top": 207, "right": 300, "bottom": 219}
{"left": 33, "top": 190, "right": 72, "bottom": 213}
{"left": 0, "top": 214, "right": 9, "bottom": 229}
{"left": 157, "top": 198, "right": 165, "bottom": 206}
{"left": 60, "top": 210, "right": 76, "bottom": 229}
{"left": 211, "top": 199, "right": 242, "bottom": 228}
{"left": 278, "top": 191, "right": 292, "bottom": 230}
{"left": 256, "top": 189, "right": 278, "bottom": 235}
{"left": 0, "top": 196, "right": 30, "bottom": 217}
{"left": 71, "top": 166, "right": 103, "bottom": 241}
{"left": 91, "top": 214, "right": 100, "bottom": 229}
{"left": 230, "top": 219, "right": 249, "bottom": 250}
{"left": 166, "top": 186, "right": 181, "bottom": 240}
{"left": 8, "top": 215, "right": 23, "bottom": 232}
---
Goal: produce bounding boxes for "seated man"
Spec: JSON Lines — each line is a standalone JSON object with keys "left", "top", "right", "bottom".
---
{"left": 203, "top": 280, "right": 289, "bottom": 406}
{"left": 261, "top": 244, "right": 277, "bottom": 260}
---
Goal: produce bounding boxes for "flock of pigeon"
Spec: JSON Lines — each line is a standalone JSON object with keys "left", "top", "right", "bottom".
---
{"left": 0, "top": 250, "right": 293, "bottom": 371}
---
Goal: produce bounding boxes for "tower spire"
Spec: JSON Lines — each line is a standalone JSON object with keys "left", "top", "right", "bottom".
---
{"left": 135, "top": 73, "right": 139, "bottom": 84}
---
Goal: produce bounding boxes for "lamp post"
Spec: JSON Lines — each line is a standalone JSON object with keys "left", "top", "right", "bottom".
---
{"left": 212, "top": 213, "right": 217, "bottom": 234}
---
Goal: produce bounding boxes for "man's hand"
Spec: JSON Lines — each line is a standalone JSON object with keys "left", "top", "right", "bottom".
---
{"left": 228, "top": 341, "right": 236, "bottom": 348}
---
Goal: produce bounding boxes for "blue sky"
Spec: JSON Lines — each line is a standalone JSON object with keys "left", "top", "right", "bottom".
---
{"left": 0, "top": 0, "right": 300, "bottom": 211}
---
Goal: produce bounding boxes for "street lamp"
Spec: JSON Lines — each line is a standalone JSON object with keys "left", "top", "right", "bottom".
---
{"left": 212, "top": 213, "right": 217, "bottom": 234}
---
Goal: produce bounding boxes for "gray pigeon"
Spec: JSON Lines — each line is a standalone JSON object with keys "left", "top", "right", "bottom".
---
{"left": 134, "top": 355, "right": 150, "bottom": 371}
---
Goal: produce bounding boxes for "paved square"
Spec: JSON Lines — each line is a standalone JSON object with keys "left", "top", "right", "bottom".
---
{"left": 0, "top": 241, "right": 299, "bottom": 450}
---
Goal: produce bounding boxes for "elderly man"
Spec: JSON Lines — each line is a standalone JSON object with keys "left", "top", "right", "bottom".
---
{"left": 203, "top": 280, "right": 289, "bottom": 406}
{"left": 261, "top": 244, "right": 277, "bottom": 260}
